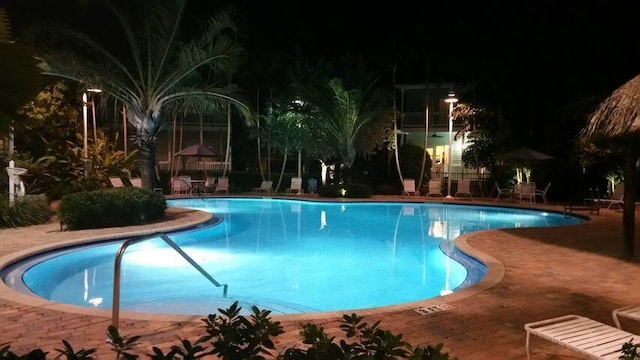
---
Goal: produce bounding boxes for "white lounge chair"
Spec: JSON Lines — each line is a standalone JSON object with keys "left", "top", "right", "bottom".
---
{"left": 215, "top": 176, "right": 229, "bottom": 194}
{"left": 286, "top": 177, "right": 304, "bottom": 194}
{"left": 613, "top": 304, "right": 640, "bottom": 329}
{"left": 109, "top": 176, "right": 125, "bottom": 188}
{"left": 253, "top": 180, "right": 273, "bottom": 194}
{"left": 129, "top": 177, "right": 142, "bottom": 188}
{"left": 204, "top": 177, "right": 216, "bottom": 194}
{"left": 402, "top": 178, "right": 419, "bottom": 196}
{"left": 455, "top": 178, "right": 472, "bottom": 198}
{"left": 426, "top": 180, "right": 442, "bottom": 197}
{"left": 524, "top": 314, "right": 639, "bottom": 360}
{"left": 600, "top": 183, "right": 624, "bottom": 210}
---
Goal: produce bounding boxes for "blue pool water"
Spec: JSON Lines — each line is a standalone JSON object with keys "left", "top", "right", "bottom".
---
{"left": 3, "top": 198, "right": 581, "bottom": 316}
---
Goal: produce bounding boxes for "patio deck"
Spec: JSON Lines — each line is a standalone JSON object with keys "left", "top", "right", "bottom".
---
{"left": 1, "top": 196, "right": 639, "bottom": 359}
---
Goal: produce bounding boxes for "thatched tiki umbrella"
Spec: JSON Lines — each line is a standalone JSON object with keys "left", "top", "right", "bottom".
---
{"left": 581, "top": 74, "right": 640, "bottom": 258}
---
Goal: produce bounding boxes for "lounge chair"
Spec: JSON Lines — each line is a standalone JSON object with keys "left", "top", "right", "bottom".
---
{"left": 109, "top": 176, "right": 125, "bottom": 188}
{"left": 524, "top": 314, "right": 639, "bottom": 360}
{"left": 204, "top": 177, "right": 217, "bottom": 194}
{"left": 129, "top": 177, "right": 142, "bottom": 188}
{"left": 215, "top": 176, "right": 229, "bottom": 194}
{"left": 455, "top": 178, "right": 472, "bottom": 198}
{"left": 253, "top": 180, "right": 273, "bottom": 194}
{"left": 613, "top": 304, "right": 640, "bottom": 329}
{"left": 534, "top": 182, "right": 551, "bottom": 204}
{"left": 402, "top": 178, "right": 419, "bottom": 196}
{"left": 426, "top": 180, "right": 442, "bottom": 197}
{"left": 599, "top": 183, "right": 624, "bottom": 210}
{"left": 286, "top": 177, "right": 304, "bottom": 194}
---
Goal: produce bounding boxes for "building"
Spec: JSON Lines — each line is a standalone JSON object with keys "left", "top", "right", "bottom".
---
{"left": 396, "top": 82, "right": 481, "bottom": 182}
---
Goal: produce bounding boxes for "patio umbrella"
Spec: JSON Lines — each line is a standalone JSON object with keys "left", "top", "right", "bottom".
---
{"left": 580, "top": 73, "right": 640, "bottom": 258}
{"left": 497, "top": 147, "right": 554, "bottom": 184}
{"left": 175, "top": 144, "right": 217, "bottom": 157}
{"left": 175, "top": 144, "right": 217, "bottom": 174}
{"left": 498, "top": 146, "right": 554, "bottom": 161}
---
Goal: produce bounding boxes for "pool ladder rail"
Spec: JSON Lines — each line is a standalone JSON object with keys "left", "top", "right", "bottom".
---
{"left": 111, "top": 233, "right": 228, "bottom": 329}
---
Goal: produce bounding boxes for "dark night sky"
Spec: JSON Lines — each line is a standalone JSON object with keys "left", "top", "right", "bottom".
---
{"left": 3, "top": 0, "right": 640, "bottom": 131}
{"left": 4, "top": 0, "right": 638, "bottom": 85}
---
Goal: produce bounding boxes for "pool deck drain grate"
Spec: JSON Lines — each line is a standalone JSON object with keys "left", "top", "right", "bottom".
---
{"left": 414, "top": 303, "right": 454, "bottom": 315}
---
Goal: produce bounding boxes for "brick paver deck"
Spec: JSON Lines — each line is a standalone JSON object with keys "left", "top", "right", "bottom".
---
{"left": 1, "top": 196, "right": 639, "bottom": 359}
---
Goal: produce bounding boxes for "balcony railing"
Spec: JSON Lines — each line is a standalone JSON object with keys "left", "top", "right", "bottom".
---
{"left": 401, "top": 112, "right": 450, "bottom": 129}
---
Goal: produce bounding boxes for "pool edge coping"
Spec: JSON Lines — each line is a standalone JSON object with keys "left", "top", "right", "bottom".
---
{"left": 0, "top": 198, "right": 584, "bottom": 323}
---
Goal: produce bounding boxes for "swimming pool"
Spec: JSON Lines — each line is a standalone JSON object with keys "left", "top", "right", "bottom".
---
{"left": 2, "top": 198, "right": 581, "bottom": 316}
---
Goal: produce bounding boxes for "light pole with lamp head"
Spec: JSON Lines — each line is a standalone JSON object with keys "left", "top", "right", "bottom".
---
{"left": 82, "top": 88, "right": 102, "bottom": 176}
{"left": 444, "top": 92, "right": 458, "bottom": 198}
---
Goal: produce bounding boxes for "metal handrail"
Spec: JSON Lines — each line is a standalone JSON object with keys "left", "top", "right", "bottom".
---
{"left": 112, "top": 233, "right": 228, "bottom": 328}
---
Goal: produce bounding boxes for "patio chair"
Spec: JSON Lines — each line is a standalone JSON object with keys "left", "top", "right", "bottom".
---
{"left": 518, "top": 182, "right": 536, "bottom": 203}
{"left": 426, "top": 180, "right": 443, "bottom": 197}
{"left": 285, "top": 177, "right": 304, "bottom": 194}
{"left": 215, "top": 176, "right": 229, "bottom": 194}
{"left": 455, "top": 178, "right": 472, "bottom": 198}
{"left": 109, "top": 176, "right": 125, "bottom": 188}
{"left": 613, "top": 304, "right": 640, "bottom": 329}
{"left": 402, "top": 178, "right": 419, "bottom": 196}
{"left": 524, "top": 314, "right": 639, "bottom": 360}
{"left": 204, "top": 177, "right": 217, "bottom": 194}
{"left": 494, "top": 182, "right": 512, "bottom": 201}
{"left": 252, "top": 180, "right": 273, "bottom": 194}
{"left": 171, "top": 176, "right": 191, "bottom": 195}
{"left": 534, "top": 182, "right": 551, "bottom": 204}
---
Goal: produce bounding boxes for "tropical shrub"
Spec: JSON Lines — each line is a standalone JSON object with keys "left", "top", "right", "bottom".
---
{"left": 0, "top": 302, "right": 459, "bottom": 360}
{"left": 621, "top": 341, "right": 640, "bottom": 360}
{"left": 0, "top": 195, "right": 50, "bottom": 228}
{"left": 57, "top": 187, "right": 166, "bottom": 230}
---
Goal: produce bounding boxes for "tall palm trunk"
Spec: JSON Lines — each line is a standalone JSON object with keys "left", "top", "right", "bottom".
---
{"left": 418, "top": 67, "right": 430, "bottom": 191}
{"left": 223, "top": 103, "right": 232, "bottom": 177}
{"left": 392, "top": 66, "right": 403, "bottom": 185}
{"left": 139, "top": 139, "right": 158, "bottom": 188}
{"left": 276, "top": 149, "right": 289, "bottom": 192}
{"left": 341, "top": 146, "right": 356, "bottom": 185}
{"left": 256, "top": 86, "right": 264, "bottom": 179}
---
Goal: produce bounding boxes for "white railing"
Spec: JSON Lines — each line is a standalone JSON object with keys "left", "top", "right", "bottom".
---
{"left": 401, "top": 112, "right": 449, "bottom": 128}
{"left": 158, "top": 161, "right": 229, "bottom": 172}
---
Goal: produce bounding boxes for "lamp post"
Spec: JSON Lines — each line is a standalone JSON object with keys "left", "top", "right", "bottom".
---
{"left": 82, "top": 88, "right": 102, "bottom": 175}
{"left": 82, "top": 93, "right": 89, "bottom": 160}
{"left": 444, "top": 92, "right": 458, "bottom": 198}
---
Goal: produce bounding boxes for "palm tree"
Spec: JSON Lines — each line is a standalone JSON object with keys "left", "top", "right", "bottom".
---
{"left": 298, "top": 78, "right": 392, "bottom": 184}
{"left": 0, "top": 7, "right": 42, "bottom": 140}
{"left": 33, "top": 0, "right": 250, "bottom": 188}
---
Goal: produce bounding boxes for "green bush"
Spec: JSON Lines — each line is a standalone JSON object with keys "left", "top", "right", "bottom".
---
{"left": 57, "top": 187, "right": 166, "bottom": 230}
{"left": 0, "top": 195, "right": 51, "bottom": 228}
{"left": 0, "top": 302, "right": 459, "bottom": 360}
{"left": 317, "top": 183, "right": 373, "bottom": 198}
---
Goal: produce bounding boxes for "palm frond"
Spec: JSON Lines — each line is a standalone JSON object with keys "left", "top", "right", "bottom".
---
{"left": 0, "top": 10, "right": 42, "bottom": 135}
